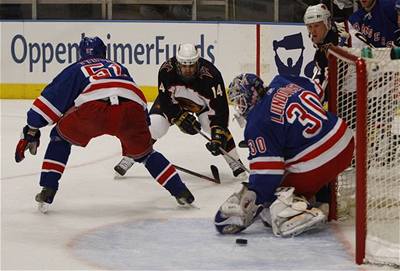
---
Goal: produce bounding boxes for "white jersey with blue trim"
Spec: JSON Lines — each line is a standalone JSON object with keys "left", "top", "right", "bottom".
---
{"left": 245, "top": 75, "right": 353, "bottom": 203}
{"left": 26, "top": 57, "right": 147, "bottom": 129}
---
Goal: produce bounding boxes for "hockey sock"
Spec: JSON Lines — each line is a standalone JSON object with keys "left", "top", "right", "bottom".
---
{"left": 144, "top": 151, "right": 188, "bottom": 197}
{"left": 39, "top": 128, "right": 71, "bottom": 190}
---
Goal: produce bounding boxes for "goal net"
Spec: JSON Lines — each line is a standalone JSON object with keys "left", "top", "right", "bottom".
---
{"left": 327, "top": 46, "right": 400, "bottom": 267}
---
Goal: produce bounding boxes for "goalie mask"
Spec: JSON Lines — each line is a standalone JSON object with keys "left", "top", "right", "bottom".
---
{"left": 79, "top": 36, "right": 107, "bottom": 60}
{"left": 228, "top": 73, "right": 266, "bottom": 122}
{"left": 176, "top": 43, "right": 200, "bottom": 82}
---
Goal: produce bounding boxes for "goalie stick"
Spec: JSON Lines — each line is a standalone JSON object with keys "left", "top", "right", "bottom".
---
{"left": 194, "top": 127, "right": 250, "bottom": 173}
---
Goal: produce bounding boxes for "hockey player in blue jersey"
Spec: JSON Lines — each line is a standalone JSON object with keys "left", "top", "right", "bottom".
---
{"left": 214, "top": 73, "right": 354, "bottom": 237}
{"left": 14, "top": 36, "right": 194, "bottom": 213}
{"left": 349, "top": 0, "right": 400, "bottom": 47}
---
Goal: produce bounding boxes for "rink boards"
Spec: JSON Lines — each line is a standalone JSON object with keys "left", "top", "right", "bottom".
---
{"left": 0, "top": 21, "right": 316, "bottom": 100}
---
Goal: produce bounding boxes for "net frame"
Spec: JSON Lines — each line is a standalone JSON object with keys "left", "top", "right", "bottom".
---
{"left": 327, "top": 46, "right": 400, "bottom": 266}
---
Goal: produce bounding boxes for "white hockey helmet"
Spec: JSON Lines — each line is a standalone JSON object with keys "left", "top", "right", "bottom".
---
{"left": 176, "top": 43, "right": 200, "bottom": 65}
{"left": 303, "top": 4, "right": 331, "bottom": 30}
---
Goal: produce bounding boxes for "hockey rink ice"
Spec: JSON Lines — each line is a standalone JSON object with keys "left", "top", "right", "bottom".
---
{"left": 1, "top": 100, "right": 396, "bottom": 270}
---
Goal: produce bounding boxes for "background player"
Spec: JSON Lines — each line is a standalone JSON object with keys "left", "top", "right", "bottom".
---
{"left": 114, "top": 43, "right": 246, "bottom": 179}
{"left": 214, "top": 73, "right": 354, "bottom": 237}
{"left": 15, "top": 36, "right": 194, "bottom": 213}
{"left": 348, "top": 0, "right": 400, "bottom": 48}
{"left": 303, "top": 3, "right": 349, "bottom": 103}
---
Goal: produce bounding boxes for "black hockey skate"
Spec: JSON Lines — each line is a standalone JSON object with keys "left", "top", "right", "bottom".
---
{"left": 175, "top": 187, "right": 195, "bottom": 206}
{"left": 114, "top": 156, "right": 135, "bottom": 177}
{"left": 231, "top": 160, "right": 248, "bottom": 179}
{"left": 35, "top": 187, "right": 57, "bottom": 213}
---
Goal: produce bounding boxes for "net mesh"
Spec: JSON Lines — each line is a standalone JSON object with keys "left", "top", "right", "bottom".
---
{"left": 331, "top": 47, "right": 400, "bottom": 266}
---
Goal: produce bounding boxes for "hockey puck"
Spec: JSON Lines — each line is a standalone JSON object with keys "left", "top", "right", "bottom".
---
{"left": 235, "top": 238, "right": 248, "bottom": 245}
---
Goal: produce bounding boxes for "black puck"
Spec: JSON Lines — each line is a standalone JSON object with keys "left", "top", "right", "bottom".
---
{"left": 235, "top": 238, "right": 248, "bottom": 245}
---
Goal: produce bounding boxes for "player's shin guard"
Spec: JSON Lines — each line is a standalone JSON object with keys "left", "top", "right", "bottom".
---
{"left": 142, "top": 151, "right": 194, "bottom": 205}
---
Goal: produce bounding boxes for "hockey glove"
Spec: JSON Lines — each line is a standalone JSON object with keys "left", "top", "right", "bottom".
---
{"left": 15, "top": 125, "right": 41, "bottom": 163}
{"left": 206, "top": 126, "right": 227, "bottom": 156}
{"left": 173, "top": 111, "right": 201, "bottom": 135}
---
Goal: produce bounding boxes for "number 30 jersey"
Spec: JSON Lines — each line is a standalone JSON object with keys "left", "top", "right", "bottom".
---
{"left": 245, "top": 75, "right": 354, "bottom": 202}
{"left": 26, "top": 58, "right": 147, "bottom": 129}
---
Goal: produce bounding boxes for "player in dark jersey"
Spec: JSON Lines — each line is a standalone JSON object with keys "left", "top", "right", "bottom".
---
{"left": 14, "top": 36, "right": 194, "bottom": 213}
{"left": 214, "top": 73, "right": 354, "bottom": 237}
{"left": 349, "top": 0, "right": 399, "bottom": 48}
{"left": 114, "top": 43, "right": 247, "bottom": 179}
{"left": 304, "top": 3, "right": 349, "bottom": 103}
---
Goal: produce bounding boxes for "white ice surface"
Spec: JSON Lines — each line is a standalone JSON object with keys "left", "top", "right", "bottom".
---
{"left": 1, "top": 100, "right": 395, "bottom": 270}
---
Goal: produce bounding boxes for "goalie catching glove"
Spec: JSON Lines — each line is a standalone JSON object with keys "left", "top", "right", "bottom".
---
{"left": 173, "top": 111, "right": 201, "bottom": 135}
{"left": 15, "top": 125, "right": 41, "bottom": 163}
{"left": 206, "top": 126, "right": 228, "bottom": 156}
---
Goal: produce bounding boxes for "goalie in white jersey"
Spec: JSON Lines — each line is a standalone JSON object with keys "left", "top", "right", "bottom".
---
{"left": 214, "top": 73, "right": 354, "bottom": 237}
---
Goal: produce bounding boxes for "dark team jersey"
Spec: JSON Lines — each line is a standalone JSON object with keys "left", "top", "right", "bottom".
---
{"left": 245, "top": 75, "right": 353, "bottom": 203}
{"left": 26, "top": 57, "right": 147, "bottom": 129}
{"left": 349, "top": 0, "right": 399, "bottom": 47}
{"left": 314, "top": 27, "right": 339, "bottom": 102}
{"left": 157, "top": 57, "right": 229, "bottom": 128}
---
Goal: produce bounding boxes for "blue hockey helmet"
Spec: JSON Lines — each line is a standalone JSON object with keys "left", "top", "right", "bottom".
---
{"left": 228, "top": 73, "right": 266, "bottom": 119}
{"left": 79, "top": 36, "right": 106, "bottom": 60}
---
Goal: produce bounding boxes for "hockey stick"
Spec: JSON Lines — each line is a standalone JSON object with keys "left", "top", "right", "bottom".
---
{"left": 174, "top": 164, "right": 220, "bottom": 184}
{"left": 355, "top": 32, "right": 376, "bottom": 48}
{"left": 238, "top": 140, "right": 248, "bottom": 148}
{"left": 194, "top": 127, "right": 250, "bottom": 173}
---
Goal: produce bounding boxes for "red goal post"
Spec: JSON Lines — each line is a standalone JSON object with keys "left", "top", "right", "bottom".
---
{"left": 327, "top": 46, "right": 400, "bottom": 267}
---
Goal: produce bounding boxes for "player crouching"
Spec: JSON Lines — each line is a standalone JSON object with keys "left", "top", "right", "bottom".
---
{"left": 214, "top": 73, "right": 354, "bottom": 237}
{"left": 215, "top": 185, "right": 326, "bottom": 237}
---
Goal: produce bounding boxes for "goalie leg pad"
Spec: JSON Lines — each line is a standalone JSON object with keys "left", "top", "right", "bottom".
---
{"left": 277, "top": 207, "right": 326, "bottom": 237}
{"left": 270, "top": 187, "right": 326, "bottom": 237}
{"left": 214, "top": 184, "right": 263, "bottom": 234}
